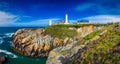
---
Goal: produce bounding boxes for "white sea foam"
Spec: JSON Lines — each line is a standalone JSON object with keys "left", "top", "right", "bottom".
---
{"left": 0, "top": 37, "right": 4, "bottom": 44}
{"left": 4, "top": 33, "right": 14, "bottom": 37}
{"left": 0, "top": 49, "right": 18, "bottom": 58}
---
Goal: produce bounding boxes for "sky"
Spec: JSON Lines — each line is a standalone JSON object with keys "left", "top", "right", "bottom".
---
{"left": 0, "top": 0, "right": 120, "bottom": 27}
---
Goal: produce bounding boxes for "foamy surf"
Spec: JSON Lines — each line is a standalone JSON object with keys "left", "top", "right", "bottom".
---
{"left": 0, "top": 49, "right": 18, "bottom": 58}
{"left": 5, "top": 33, "right": 14, "bottom": 37}
{"left": 0, "top": 37, "right": 4, "bottom": 44}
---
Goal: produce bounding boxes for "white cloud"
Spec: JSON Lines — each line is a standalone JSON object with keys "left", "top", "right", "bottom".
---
{"left": 0, "top": 11, "right": 19, "bottom": 26}
{"left": 69, "top": 20, "right": 77, "bottom": 23}
{"left": 0, "top": 11, "right": 59, "bottom": 27}
{"left": 13, "top": 18, "right": 60, "bottom": 27}
{"left": 1, "top": 11, "right": 119, "bottom": 27}
{"left": 81, "top": 15, "right": 120, "bottom": 23}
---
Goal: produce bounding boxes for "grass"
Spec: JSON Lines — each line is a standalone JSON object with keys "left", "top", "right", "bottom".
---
{"left": 71, "top": 23, "right": 120, "bottom": 64}
{"left": 83, "top": 30, "right": 102, "bottom": 41}
{"left": 45, "top": 25, "right": 77, "bottom": 39}
{"left": 45, "top": 24, "right": 109, "bottom": 39}
{"left": 53, "top": 24, "right": 108, "bottom": 28}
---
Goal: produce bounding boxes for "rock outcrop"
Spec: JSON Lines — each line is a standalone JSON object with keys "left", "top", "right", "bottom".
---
{"left": 113, "top": 24, "right": 120, "bottom": 33}
{"left": 46, "top": 30, "right": 108, "bottom": 64}
{"left": 12, "top": 28, "right": 75, "bottom": 57}
{"left": 76, "top": 26, "right": 102, "bottom": 37}
{"left": 12, "top": 26, "right": 103, "bottom": 57}
{"left": 0, "top": 56, "right": 6, "bottom": 64}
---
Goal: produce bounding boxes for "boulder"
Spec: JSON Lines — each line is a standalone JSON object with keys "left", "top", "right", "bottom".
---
{"left": 0, "top": 56, "right": 6, "bottom": 64}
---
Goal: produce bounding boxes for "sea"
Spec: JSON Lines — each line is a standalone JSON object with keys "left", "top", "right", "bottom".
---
{"left": 0, "top": 27, "right": 47, "bottom": 64}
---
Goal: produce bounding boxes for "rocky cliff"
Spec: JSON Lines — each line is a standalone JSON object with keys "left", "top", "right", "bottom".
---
{"left": 46, "top": 23, "right": 120, "bottom": 64}
{"left": 12, "top": 25, "right": 102, "bottom": 57}
{"left": 12, "top": 28, "right": 74, "bottom": 57}
{"left": 46, "top": 30, "right": 108, "bottom": 64}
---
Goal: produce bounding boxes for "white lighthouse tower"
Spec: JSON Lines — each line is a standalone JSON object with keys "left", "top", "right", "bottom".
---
{"left": 64, "top": 13, "right": 69, "bottom": 24}
{"left": 49, "top": 19, "right": 52, "bottom": 26}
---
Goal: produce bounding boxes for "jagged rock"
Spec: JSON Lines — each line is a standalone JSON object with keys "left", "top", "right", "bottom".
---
{"left": 77, "top": 26, "right": 102, "bottom": 37}
{"left": 12, "top": 26, "right": 102, "bottom": 57}
{"left": 0, "top": 56, "right": 6, "bottom": 64}
{"left": 46, "top": 30, "right": 107, "bottom": 64}
{"left": 113, "top": 26, "right": 120, "bottom": 33}
{"left": 12, "top": 28, "right": 73, "bottom": 57}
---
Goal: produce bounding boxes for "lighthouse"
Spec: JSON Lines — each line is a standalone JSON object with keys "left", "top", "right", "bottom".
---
{"left": 49, "top": 20, "right": 52, "bottom": 26}
{"left": 64, "top": 13, "right": 69, "bottom": 24}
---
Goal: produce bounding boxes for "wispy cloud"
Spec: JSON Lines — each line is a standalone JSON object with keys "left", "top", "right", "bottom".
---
{"left": 23, "top": 18, "right": 60, "bottom": 26}
{"left": 0, "top": 11, "right": 60, "bottom": 27}
{"left": 0, "top": 11, "right": 19, "bottom": 26}
{"left": 81, "top": 15, "right": 120, "bottom": 23}
{"left": 13, "top": 18, "right": 60, "bottom": 27}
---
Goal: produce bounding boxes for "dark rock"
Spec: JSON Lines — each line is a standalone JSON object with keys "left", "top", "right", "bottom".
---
{"left": 0, "top": 56, "right": 6, "bottom": 64}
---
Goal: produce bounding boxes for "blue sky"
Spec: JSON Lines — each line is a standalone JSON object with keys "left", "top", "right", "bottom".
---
{"left": 0, "top": 0, "right": 120, "bottom": 27}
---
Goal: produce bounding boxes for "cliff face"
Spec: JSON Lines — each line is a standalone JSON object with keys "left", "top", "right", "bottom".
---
{"left": 46, "top": 23, "right": 120, "bottom": 64}
{"left": 46, "top": 30, "right": 107, "bottom": 64}
{"left": 12, "top": 25, "right": 102, "bottom": 57}
{"left": 13, "top": 28, "right": 73, "bottom": 57}
{"left": 76, "top": 25, "right": 102, "bottom": 37}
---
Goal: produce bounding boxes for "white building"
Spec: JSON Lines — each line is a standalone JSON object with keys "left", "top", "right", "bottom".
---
{"left": 64, "top": 13, "right": 69, "bottom": 24}
{"left": 49, "top": 20, "right": 52, "bottom": 26}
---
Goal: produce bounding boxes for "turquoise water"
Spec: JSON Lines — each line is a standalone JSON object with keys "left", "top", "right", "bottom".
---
{"left": 0, "top": 27, "right": 47, "bottom": 64}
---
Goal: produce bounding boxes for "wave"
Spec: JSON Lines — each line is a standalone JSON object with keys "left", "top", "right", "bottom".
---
{"left": 4, "top": 32, "right": 14, "bottom": 37}
{"left": 0, "top": 37, "right": 4, "bottom": 44}
{"left": 0, "top": 49, "right": 18, "bottom": 58}
{"left": 1, "top": 32, "right": 14, "bottom": 38}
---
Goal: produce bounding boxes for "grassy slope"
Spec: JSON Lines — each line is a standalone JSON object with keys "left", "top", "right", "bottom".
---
{"left": 72, "top": 23, "right": 120, "bottom": 64}
{"left": 45, "top": 24, "right": 108, "bottom": 39}
{"left": 53, "top": 24, "right": 107, "bottom": 28}
{"left": 45, "top": 25, "right": 77, "bottom": 39}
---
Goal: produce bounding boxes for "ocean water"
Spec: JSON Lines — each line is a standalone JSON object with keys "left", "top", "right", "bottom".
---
{"left": 0, "top": 27, "right": 47, "bottom": 64}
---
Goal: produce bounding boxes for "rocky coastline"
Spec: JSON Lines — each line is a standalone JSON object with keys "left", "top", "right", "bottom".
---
{"left": 46, "top": 23, "right": 120, "bottom": 64}
{"left": 12, "top": 25, "right": 103, "bottom": 62}
{"left": 12, "top": 28, "right": 75, "bottom": 57}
